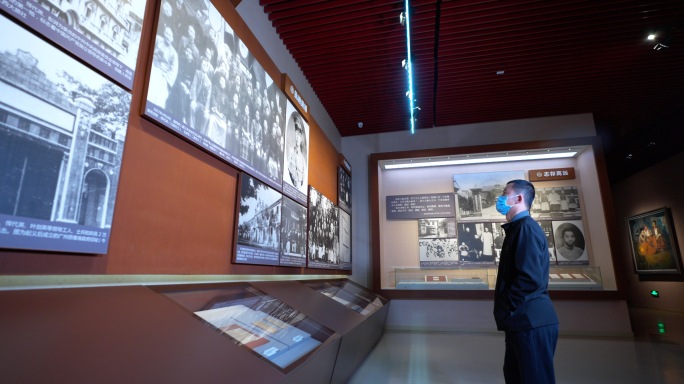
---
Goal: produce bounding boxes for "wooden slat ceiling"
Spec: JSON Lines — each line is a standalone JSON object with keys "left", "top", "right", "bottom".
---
{"left": 261, "top": 0, "right": 684, "bottom": 181}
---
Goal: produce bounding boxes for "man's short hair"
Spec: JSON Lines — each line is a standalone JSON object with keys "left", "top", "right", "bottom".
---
{"left": 562, "top": 227, "right": 574, "bottom": 237}
{"left": 507, "top": 179, "right": 535, "bottom": 209}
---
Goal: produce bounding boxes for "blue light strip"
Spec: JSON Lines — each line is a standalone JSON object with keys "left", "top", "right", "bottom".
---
{"left": 405, "top": 0, "right": 415, "bottom": 134}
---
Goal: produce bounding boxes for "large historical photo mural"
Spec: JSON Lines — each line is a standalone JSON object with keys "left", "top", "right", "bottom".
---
{"left": 1, "top": 0, "right": 146, "bottom": 89}
{"left": 453, "top": 170, "right": 525, "bottom": 220}
{"left": 0, "top": 14, "right": 131, "bottom": 253}
{"left": 144, "top": 0, "right": 286, "bottom": 190}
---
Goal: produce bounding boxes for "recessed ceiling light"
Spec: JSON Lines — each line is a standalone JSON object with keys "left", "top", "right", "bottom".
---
{"left": 647, "top": 34, "right": 656, "bottom": 41}
{"left": 496, "top": 70, "right": 505, "bottom": 75}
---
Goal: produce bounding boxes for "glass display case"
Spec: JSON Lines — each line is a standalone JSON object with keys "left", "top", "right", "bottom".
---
{"left": 304, "top": 279, "right": 388, "bottom": 316}
{"left": 548, "top": 266, "right": 603, "bottom": 290}
{"left": 162, "top": 284, "right": 334, "bottom": 370}
{"left": 394, "top": 268, "right": 490, "bottom": 290}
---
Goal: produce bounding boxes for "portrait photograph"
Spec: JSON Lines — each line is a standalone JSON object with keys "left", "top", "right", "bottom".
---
{"left": 1, "top": 0, "right": 146, "bottom": 89}
{"left": 282, "top": 100, "right": 310, "bottom": 205}
{"left": 452, "top": 170, "right": 525, "bottom": 220}
{"left": 235, "top": 173, "right": 282, "bottom": 266}
{"left": 552, "top": 220, "right": 589, "bottom": 265}
{"left": 627, "top": 208, "right": 681, "bottom": 275}
{"left": 307, "top": 186, "right": 340, "bottom": 269}
{"left": 0, "top": 15, "right": 131, "bottom": 254}
{"left": 419, "top": 238, "right": 459, "bottom": 268}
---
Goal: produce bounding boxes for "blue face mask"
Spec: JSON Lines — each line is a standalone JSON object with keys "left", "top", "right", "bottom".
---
{"left": 496, "top": 195, "right": 514, "bottom": 215}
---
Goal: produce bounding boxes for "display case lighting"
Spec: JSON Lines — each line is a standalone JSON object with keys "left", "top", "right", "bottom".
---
{"left": 383, "top": 149, "right": 578, "bottom": 170}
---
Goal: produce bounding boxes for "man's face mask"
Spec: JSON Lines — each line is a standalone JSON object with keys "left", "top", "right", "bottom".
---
{"left": 496, "top": 194, "right": 517, "bottom": 215}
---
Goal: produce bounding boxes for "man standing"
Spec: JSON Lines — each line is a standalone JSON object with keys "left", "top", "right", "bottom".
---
{"left": 494, "top": 179, "right": 559, "bottom": 384}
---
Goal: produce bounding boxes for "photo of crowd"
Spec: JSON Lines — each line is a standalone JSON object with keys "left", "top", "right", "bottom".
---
{"left": 146, "top": 0, "right": 286, "bottom": 188}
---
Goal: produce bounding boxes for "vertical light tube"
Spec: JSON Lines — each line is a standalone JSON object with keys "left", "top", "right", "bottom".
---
{"left": 405, "top": 0, "right": 415, "bottom": 134}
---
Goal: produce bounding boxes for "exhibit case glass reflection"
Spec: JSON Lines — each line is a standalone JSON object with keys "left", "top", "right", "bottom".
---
{"left": 304, "top": 279, "right": 388, "bottom": 316}
{"left": 162, "top": 284, "right": 334, "bottom": 370}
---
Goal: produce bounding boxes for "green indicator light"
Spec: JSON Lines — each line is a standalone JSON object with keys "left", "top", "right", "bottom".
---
{"left": 657, "top": 322, "right": 666, "bottom": 334}
{"left": 650, "top": 290, "right": 660, "bottom": 297}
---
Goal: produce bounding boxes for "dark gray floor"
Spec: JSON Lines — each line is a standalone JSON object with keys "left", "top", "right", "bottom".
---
{"left": 348, "top": 307, "right": 684, "bottom": 384}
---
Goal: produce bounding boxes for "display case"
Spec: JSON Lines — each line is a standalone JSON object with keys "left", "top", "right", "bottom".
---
{"left": 162, "top": 284, "right": 334, "bottom": 370}
{"left": 548, "top": 266, "right": 603, "bottom": 290}
{"left": 394, "top": 268, "right": 490, "bottom": 290}
{"left": 304, "top": 279, "right": 388, "bottom": 316}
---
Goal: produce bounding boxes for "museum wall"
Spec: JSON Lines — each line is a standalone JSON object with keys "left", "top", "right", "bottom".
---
{"left": 0, "top": 1, "right": 342, "bottom": 277}
{"left": 612, "top": 151, "right": 684, "bottom": 312}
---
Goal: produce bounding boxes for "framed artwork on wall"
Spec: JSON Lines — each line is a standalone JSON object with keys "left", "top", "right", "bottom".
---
{"left": 0, "top": 14, "right": 131, "bottom": 254}
{"left": 626, "top": 208, "right": 681, "bottom": 275}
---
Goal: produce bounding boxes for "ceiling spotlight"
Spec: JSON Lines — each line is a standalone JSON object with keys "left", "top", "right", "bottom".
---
{"left": 496, "top": 70, "right": 505, "bottom": 75}
{"left": 654, "top": 42, "right": 669, "bottom": 50}
{"left": 402, "top": 59, "right": 407, "bottom": 68}
{"left": 626, "top": 154, "right": 633, "bottom": 160}
{"left": 647, "top": 141, "right": 656, "bottom": 148}
{"left": 399, "top": 12, "right": 406, "bottom": 26}
{"left": 357, "top": 122, "right": 364, "bottom": 128}
{"left": 647, "top": 34, "right": 656, "bottom": 40}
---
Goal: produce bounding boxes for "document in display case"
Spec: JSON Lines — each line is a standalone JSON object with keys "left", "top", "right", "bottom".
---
{"left": 304, "top": 280, "right": 387, "bottom": 316}
{"left": 548, "top": 266, "right": 603, "bottom": 290}
{"left": 164, "top": 285, "right": 334, "bottom": 370}
{"left": 394, "top": 268, "right": 490, "bottom": 290}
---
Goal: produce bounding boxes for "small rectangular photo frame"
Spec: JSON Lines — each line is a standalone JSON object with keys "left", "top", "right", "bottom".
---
{"left": 626, "top": 207, "right": 681, "bottom": 275}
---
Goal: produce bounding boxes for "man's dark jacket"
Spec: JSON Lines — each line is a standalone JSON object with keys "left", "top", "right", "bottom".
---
{"left": 494, "top": 212, "right": 558, "bottom": 332}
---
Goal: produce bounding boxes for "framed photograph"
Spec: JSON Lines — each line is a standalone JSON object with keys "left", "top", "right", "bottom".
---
{"left": 419, "top": 238, "right": 459, "bottom": 268}
{"left": 552, "top": 220, "right": 589, "bottom": 265}
{"left": 626, "top": 208, "right": 681, "bottom": 274}
{"left": 338, "top": 166, "right": 351, "bottom": 214}
{"left": 531, "top": 186, "right": 581, "bottom": 219}
{"left": 338, "top": 209, "right": 352, "bottom": 270}
{"left": 458, "top": 222, "right": 498, "bottom": 265}
{"left": 0, "top": 14, "right": 131, "bottom": 254}
{"left": 279, "top": 196, "right": 307, "bottom": 267}
{"left": 235, "top": 173, "right": 282, "bottom": 266}
{"left": 418, "top": 218, "right": 456, "bottom": 239}
{"left": 282, "top": 101, "right": 309, "bottom": 205}
{"left": 307, "top": 186, "right": 340, "bottom": 269}
{"left": 537, "top": 221, "right": 558, "bottom": 265}
{"left": 452, "top": 170, "right": 525, "bottom": 221}
{"left": 143, "top": 0, "right": 287, "bottom": 191}
{"left": 1, "top": 0, "right": 146, "bottom": 89}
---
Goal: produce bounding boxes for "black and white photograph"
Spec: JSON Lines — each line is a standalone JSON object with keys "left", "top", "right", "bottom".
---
{"left": 552, "top": 220, "right": 589, "bottom": 265}
{"left": 279, "top": 196, "right": 307, "bottom": 267}
{"left": 282, "top": 100, "right": 309, "bottom": 205}
{"left": 235, "top": 173, "right": 282, "bottom": 266}
{"left": 338, "top": 166, "right": 351, "bottom": 214}
{"left": 531, "top": 186, "right": 581, "bottom": 219}
{"left": 452, "top": 170, "right": 525, "bottom": 220}
{"left": 307, "top": 186, "right": 340, "bottom": 269}
{"left": 338, "top": 208, "right": 351, "bottom": 270}
{"left": 419, "top": 238, "right": 459, "bottom": 268}
{"left": 418, "top": 218, "right": 456, "bottom": 238}
{"left": 144, "top": 0, "right": 287, "bottom": 190}
{"left": 1, "top": 0, "right": 146, "bottom": 89}
{"left": 0, "top": 14, "right": 131, "bottom": 254}
{"left": 458, "top": 222, "right": 498, "bottom": 265}
{"left": 537, "top": 220, "right": 558, "bottom": 264}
